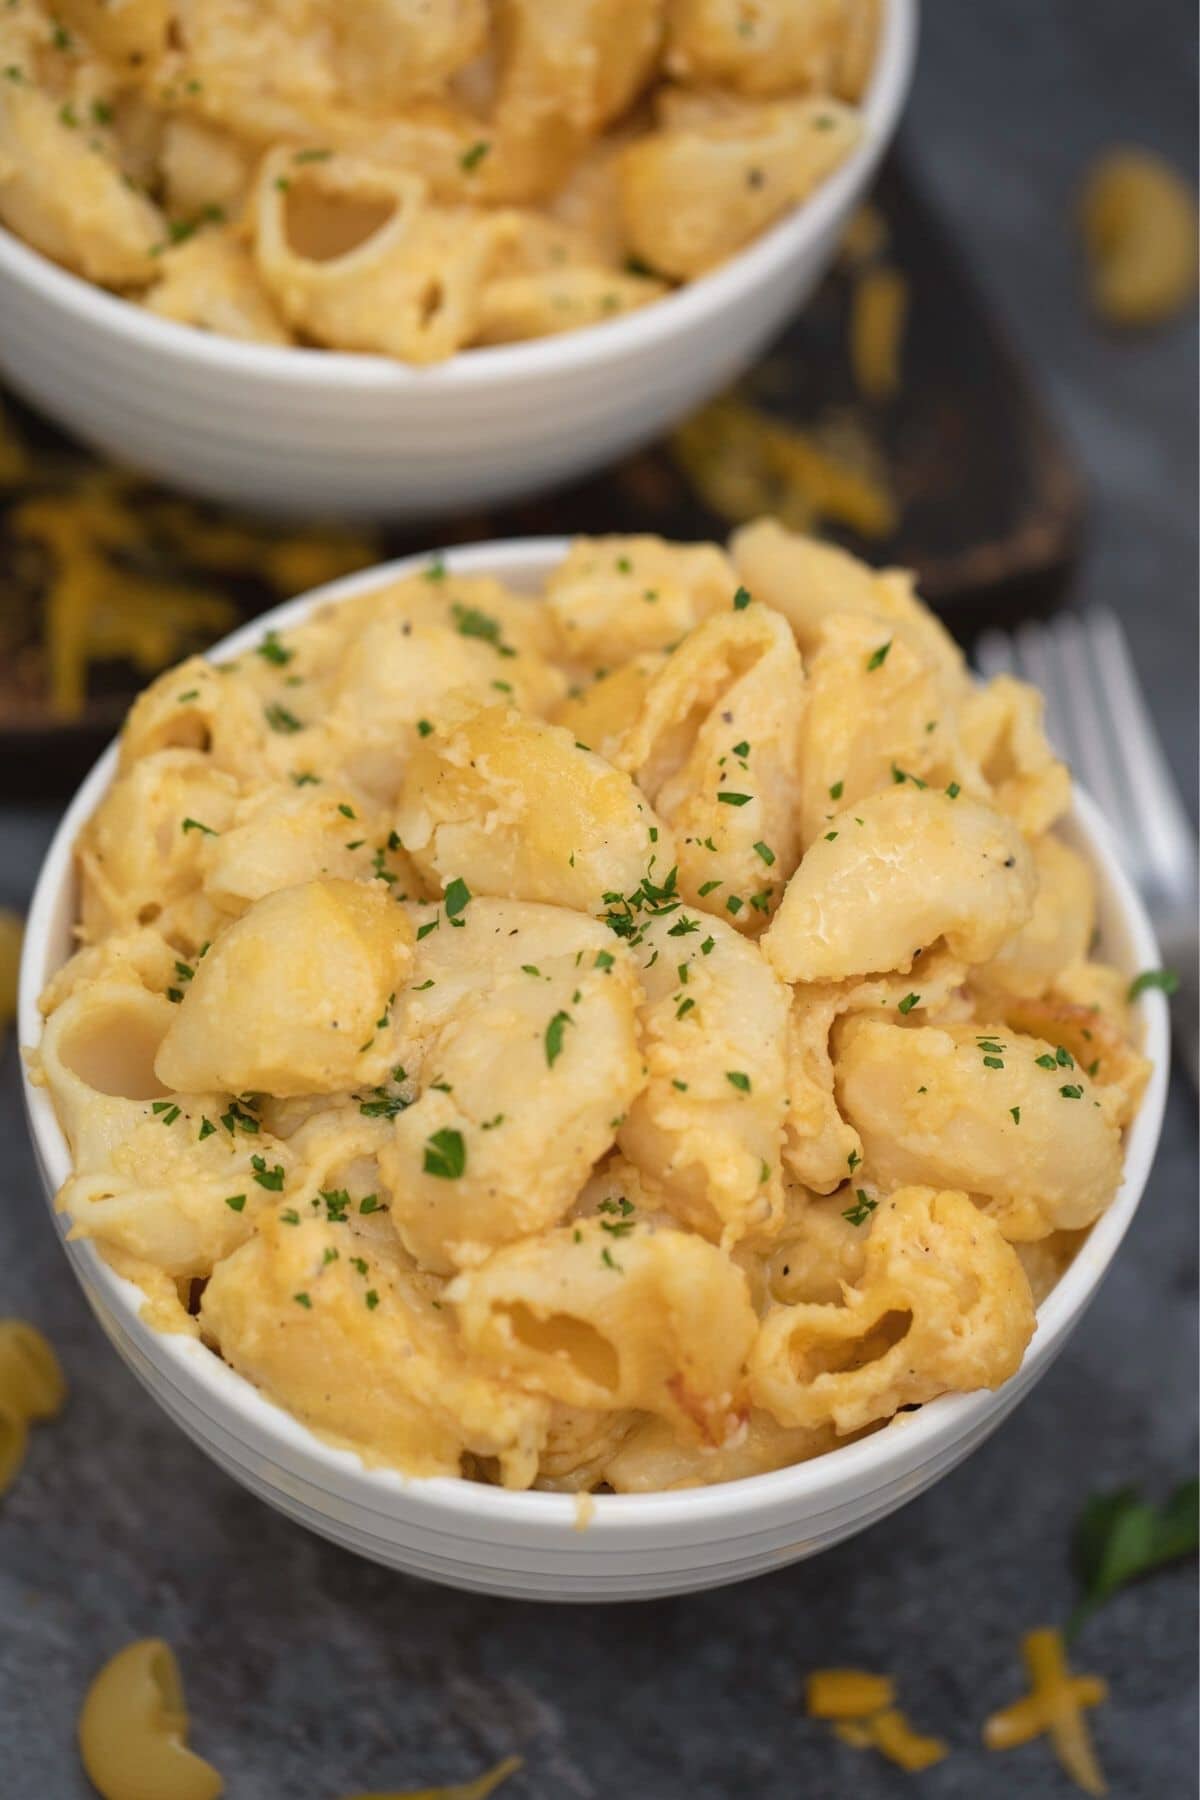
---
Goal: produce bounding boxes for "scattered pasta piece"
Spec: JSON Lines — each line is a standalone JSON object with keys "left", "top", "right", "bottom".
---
{"left": 0, "top": 909, "right": 22, "bottom": 1034}
{"left": 1080, "top": 147, "right": 1198, "bottom": 328}
{"left": 0, "top": 1404, "right": 28, "bottom": 1499}
{"left": 983, "top": 1627, "right": 1108, "bottom": 1796}
{"left": 0, "top": 1319, "right": 66, "bottom": 1496}
{"left": 78, "top": 1638, "right": 223, "bottom": 1800}
{"left": 342, "top": 1754, "right": 522, "bottom": 1800}
{"left": 806, "top": 1668, "right": 896, "bottom": 1718}
{"left": 849, "top": 264, "right": 908, "bottom": 402}
{"left": 0, "top": 1319, "right": 67, "bottom": 1421}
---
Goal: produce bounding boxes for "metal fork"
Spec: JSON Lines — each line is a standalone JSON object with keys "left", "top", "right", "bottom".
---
{"left": 975, "top": 608, "right": 1198, "bottom": 1088}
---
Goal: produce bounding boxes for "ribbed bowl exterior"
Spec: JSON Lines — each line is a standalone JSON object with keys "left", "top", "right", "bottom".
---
{"left": 19, "top": 538, "right": 1170, "bottom": 1603}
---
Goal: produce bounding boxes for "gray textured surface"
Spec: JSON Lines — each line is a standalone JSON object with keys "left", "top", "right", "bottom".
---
{"left": 1, "top": 2, "right": 1197, "bottom": 1794}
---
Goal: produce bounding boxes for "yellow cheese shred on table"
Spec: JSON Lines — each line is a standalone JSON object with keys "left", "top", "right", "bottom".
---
{"left": 672, "top": 394, "right": 896, "bottom": 539}
{"left": 850, "top": 264, "right": 909, "bottom": 403}
{"left": 983, "top": 1626, "right": 1108, "bottom": 1796}
{"left": 342, "top": 1754, "right": 523, "bottom": 1800}
{"left": 807, "top": 1667, "right": 947, "bottom": 1773}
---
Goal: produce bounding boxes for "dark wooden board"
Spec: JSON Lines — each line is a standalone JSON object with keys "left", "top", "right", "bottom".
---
{"left": 0, "top": 149, "right": 1084, "bottom": 796}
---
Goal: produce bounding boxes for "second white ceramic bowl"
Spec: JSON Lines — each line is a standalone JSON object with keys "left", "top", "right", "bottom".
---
{"left": 19, "top": 538, "right": 1170, "bottom": 1600}
{"left": 0, "top": 1, "right": 916, "bottom": 519}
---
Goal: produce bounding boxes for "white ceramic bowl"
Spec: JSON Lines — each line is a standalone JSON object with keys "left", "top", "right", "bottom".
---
{"left": 0, "top": 2, "right": 916, "bottom": 521}
{"left": 20, "top": 538, "right": 1169, "bottom": 1602}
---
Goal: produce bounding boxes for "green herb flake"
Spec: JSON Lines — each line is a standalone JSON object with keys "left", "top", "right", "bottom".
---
{"left": 1060, "top": 1084, "right": 1084, "bottom": 1099}
{"left": 753, "top": 841, "right": 776, "bottom": 866}
{"left": 897, "top": 993, "right": 920, "bottom": 1015}
{"left": 181, "top": 816, "right": 217, "bottom": 836}
{"left": 545, "top": 1009, "right": 573, "bottom": 1067}
{"left": 264, "top": 703, "right": 303, "bottom": 734}
{"left": 843, "top": 1190, "right": 878, "bottom": 1227}
{"left": 1010, "top": 1107, "right": 1021, "bottom": 1124}
{"left": 250, "top": 1155, "right": 284, "bottom": 1191}
{"left": 866, "top": 640, "right": 892, "bottom": 671}
{"left": 1128, "top": 967, "right": 1179, "bottom": 1000}
{"left": 444, "top": 876, "right": 471, "bottom": 921}
{"left": 293, "top": 1291, "right": 313, "bottom": 1309}
{"left": 460, "top": 139, "right": 491, "bottom": 172}
{"left": 424, "top": 1128, "right": 466, "bottom": 1180}
{"left": 224, "top": 1194, "right": 246, "bottom": 1212}
{"left": 725, "top": 1070, "right": 751, "bottom": 1093}
{"left": 829, "top": 780, "right": 844, "bottom": 800}
{"left": 256, "top": 630, "right": 292, "bottom": 666}
{"left": 732, "top": 585, "right": 752, "bottom": 610}
{"left": 717, "top": 791, "right": 751, "bottom": 807}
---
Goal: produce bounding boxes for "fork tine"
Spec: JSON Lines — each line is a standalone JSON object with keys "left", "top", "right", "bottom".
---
{"left": 973, "top": 629, "right": 1016, "bottom": 684}
{"left": 1012, "top": 620, "right": 1077, "bottom": 766}
{"left": 1085, "top": 609, "right": 1197, "bottom": 898}
{"left": 1042, "top": 614, "right": 1134, "bottom": 844}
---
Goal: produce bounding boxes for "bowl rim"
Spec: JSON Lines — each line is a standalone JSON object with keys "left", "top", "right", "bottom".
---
{"left": 19, "top": 533, "right": 1170, "bottom": 1537}
{"left": 0, "top": 0, "right": 917, "bottom": 392}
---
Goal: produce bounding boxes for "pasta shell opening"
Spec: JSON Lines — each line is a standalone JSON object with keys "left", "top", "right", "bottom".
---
{"left": 283, "top": 183, "right": 398, "bottom": 264}
{"left": 789, "top": 1307, "right": 912, "bottom": 1383}
{"left": 498, "top": 1304, "right": 621, "bottom": 1394}
{"left": 57, "top": 996, "right": 170, "bottom": 1101}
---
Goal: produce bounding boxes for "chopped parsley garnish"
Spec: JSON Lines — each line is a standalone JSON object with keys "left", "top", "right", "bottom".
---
{"left": 416, "top": 719, "right": 434, "bottom": 738}
{"left": 946, "top": 781, "right": 961, "bottom": 799}
{"left": 293, "top": 1292, "right": 312, "bottom": 1309}
{"left": 1128, "top": 968, "right": 1179, "bottom": 1000}
{"left": 675, "top": 996, "right": 695, "bottom": 1020}
{"left": 897, "top": 993, "right": 920, "bottom": 1015}
{"left": 337, "top": 802, "right": 356, "bottom": 819}
{"left": 265, "top": 703, "right": 303, "bottom": 734}
{"left": 450, "top": 601, "right": 514, "bottom": 656}
{"left": 151, "top": 1101, "right": 180, "bottom": 1126}
{"left": 1010, "top": 1107, "right": 1021, "bottom": 1124}
{"left": 717, "top": 792, "right": 751, "bottom": 807}
{"left": 983, "top": 1055, "right": 1005, "bottom": 1070}
{"left": 732, "top": 585, "right": 752, "bottom": 610}
{"left": 1055, "top": 1045, "right": 1075, "bottom": 1068}
{"left": 444, "top": 877, "right": 471, "bottom": 922}
{"left": 359, "top": 1089, "right": 409, "bottom": 1119}
{"left": 1035, "top": 1053, "right": 1059, "bottom": 1070}
{"left": 198, "top": 1118, "right": 216, "bottom": 1141}
{"left": 224, "top": 1194, "right": 247, "bottom": 1213}
{"left": 732, "top": 740, "right": 750, "bottom": 757}
{"left": 1060, "top": 1084, "right": 1084, "bottom": 1099}
{"left": 843, "top": 1190, "right": 878, "bottom": 1227}
{"left": 701, "top": 936, "right": 715, "bottom": 956}
{"left": 891, "top": 764, "right": 927, "bottom": 788}
{"left": 219, "top": 1101, "right": 259, "bottom": 1135}
{"left": 293, "top": 146, "right": 332, "bottom": 163}
{"left": 359, "top": 1195, "right": 385, "bottom": 1215}
{"left": 423, "top": 1128, "right": 466, "bottom": 1179}
{"left": 365, "top": 1290, "right": 380, "bottom": 1310}
{"left": 250, "top": 1156, "right": 284, "bottom": 1191}
{"left": 181, "top": 816, "right": 216, "bottom": 836}
{"left": 460, "top": 139, "right": 491, "bottom": 172}
{"left": 698, "top": 879, "right": 722, "bottom": 896}
{"left": 256, "top": 631, "right": 292, "bottom": 666}
{"left": 545, "top": 1010, "right": 573, "bottom": 1067}
{"left": 416, "top": 918, "right": 439, "bottom": 941}
{"left": 866, "top": 640, "right": 892, "bottom": 671}
{"left": 594, "top": 950, "right": 614, "bottom": 971}
{"left": 280, "top": 1209, "right": 300, "bottom": 1225}
{"left": 725, "top": 1070, "right": 751, "bottom": 1092}
{"left": 753, "top": 841, "right": 776, "bottom": 866}
{"left": 824, "top": 831, "right": 838, "bottom": 842}
{"left": 847, "top": 1149, "right": 861, "bottom": 1172}
{"left": 725, "top": 896, "right": 744, "bottom": 915}
{"left": 291, "top": 771, "right": 320, "bottom": 786}
{"left": 829, "top": 780, "right": 844, "bottom": 800}
{"left": 600, "top": 1247, "right": 622, "bottom": 1272}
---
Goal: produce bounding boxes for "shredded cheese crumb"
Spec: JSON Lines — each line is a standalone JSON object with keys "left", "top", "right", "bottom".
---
{"left": 0, "top": 910, "right": 23, "bottom": 1035}
{"left": 850, "top": 265, "right": 909, "bottom": 403}
{"left": 807, "top": 1668, "right": 896, "bottom": 1718}
{"left": 340, "top": 1753, "right": 522, "bottom": 1800}
{"left": 983, "top": 1627, "right": 1108, "bottom": 1796}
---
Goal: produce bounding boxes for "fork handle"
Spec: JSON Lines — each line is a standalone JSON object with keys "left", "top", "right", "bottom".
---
{"left": 1159, "top": 926, "right": 1200, "bottom": 1094}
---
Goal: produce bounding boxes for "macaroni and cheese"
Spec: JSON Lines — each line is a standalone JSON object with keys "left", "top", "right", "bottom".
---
{"left": 34, "top": 522, "right": 1151, "bottom": 1492}
{"left": 0, "top": 1, "right": 875, "bottom": 361}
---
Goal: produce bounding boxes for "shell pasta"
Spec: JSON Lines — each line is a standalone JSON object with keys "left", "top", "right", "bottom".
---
{"left": 34, "top": 522, "right": 1151, "bottom": 1492}
{"left": 0, "top": 0, "right": 874, "bottom": 361}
